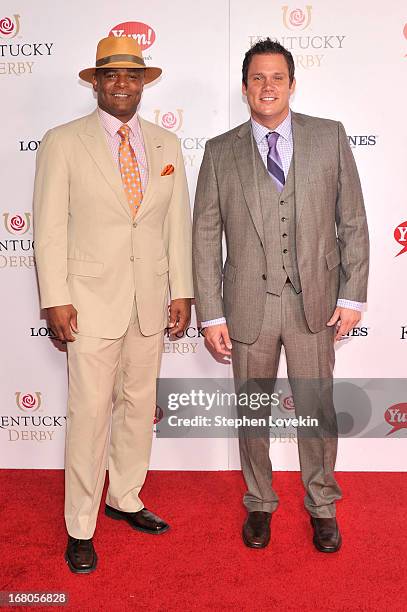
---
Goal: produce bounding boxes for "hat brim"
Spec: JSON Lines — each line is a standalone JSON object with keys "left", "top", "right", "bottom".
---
{"left": 79, "top": 63, "right": 162, "bottom": 85}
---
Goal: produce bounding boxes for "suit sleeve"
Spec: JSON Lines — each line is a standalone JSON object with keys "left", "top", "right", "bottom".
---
{"left": 335, "top": 122, "right": 370, "bottom": 302}
{"left": 192, "top": 140, "right": 224, "bottom": 322}
{"left": 33, "top": 129, "right": 72, "bottom": 308}
{"left": 167, "top": 138, "right": 194, "bottom": 300}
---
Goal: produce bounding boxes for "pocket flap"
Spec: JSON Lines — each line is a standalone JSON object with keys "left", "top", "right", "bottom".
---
{"left": 325, "top": 247, "right": 340, "bottom": 271}
{"left": 67, "top": 259, "right": 104, "bottom": 277}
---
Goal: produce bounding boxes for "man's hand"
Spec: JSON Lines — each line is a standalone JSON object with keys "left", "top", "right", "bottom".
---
{"left": 47, "top": 304, "right": 78, "bottom": 342}
{"left": 327, "top": 307, "right": 361, "bottom": 341}
{"left": 168, "top": 298, "right": 191, "bottom": 336}
{"left": 203, "top": 323, "right": 232, "bottom": 359}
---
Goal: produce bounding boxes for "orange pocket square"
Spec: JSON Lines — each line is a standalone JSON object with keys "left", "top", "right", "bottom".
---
{"left": 161, "top": 164, "right": 174, "bottom": 176}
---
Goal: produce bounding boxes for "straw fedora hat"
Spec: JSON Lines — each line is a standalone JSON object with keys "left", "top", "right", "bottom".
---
{"left": 79, "top": 36, "right": 162, "bottom": 84}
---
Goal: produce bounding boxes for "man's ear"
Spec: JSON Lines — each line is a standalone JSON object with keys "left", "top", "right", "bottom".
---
{"left": 242, "top": 81, "right": 247, "bottom": 97}
{"left": 91, "top": 74, "right": 98, "bottom": 92}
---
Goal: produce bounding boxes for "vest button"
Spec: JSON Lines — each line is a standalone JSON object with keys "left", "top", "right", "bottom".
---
{"left": 280, "top": 200, "right": 285, "bottom": 205}
{"left": 282, "top": 233, "right": 287, "bottom": 238}
{"left": 283, "top": 249, "right": 288, "bottom": 254}
{"left": 262, "top": 274, "right": 267, "bottom": 280}
{"left": 130, "top": 256, "right": 134, "bottom": 262}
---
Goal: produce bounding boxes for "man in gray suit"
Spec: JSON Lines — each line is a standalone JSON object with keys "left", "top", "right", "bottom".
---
{"left": 192, "top": 39, "right": 369, "bottom": 552}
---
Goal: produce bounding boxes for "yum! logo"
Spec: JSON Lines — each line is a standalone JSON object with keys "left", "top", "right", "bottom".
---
{"left": 15, "top": 392, "right": 42, "bottom": 412}
{"left": 0, "top": 14, "right": 20, "bottom": 39}
{"left": 154, "top": 405, "right": 164, "bottom": 424}
{"left": 394, "top": 221, "right": 407, "bottom": 257}
{"left": 109, "top": 22, "right": 156, "bottom": 51}
{"left": 385, "top": 403, "right": 407, "bottom": 436}
{"left": 282, "top": 5, "right": 312, "bottom": 30}
{"left": 3, "top": 212, "right": 31, "bottom": 235}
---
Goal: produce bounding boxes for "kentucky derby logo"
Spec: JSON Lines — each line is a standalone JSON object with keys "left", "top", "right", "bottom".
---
{"left": 154, "top": 109, "right": 184, "bottom": 132}
{"left": 3, "top": 212, "right": 31, "bottom": 235}
{"left": 0, "top": 15, "right": 20, "bottom": 39}
{"left": 394, "top": 221, "right": 407, "bottom": 257}
{"left": 109, "top": 22, "right": 156, "bottom": 51}
{"left": 282, "top": 6, "right": 312, "bottom": 30}
{"left": 385, "top": 403, "right": 407, "bottom": 436}
{"left": 15, "top": 392, "right": 42, "bottom": 412}
{"left": 282, "top": 395, "right": 295, "bottom": 411}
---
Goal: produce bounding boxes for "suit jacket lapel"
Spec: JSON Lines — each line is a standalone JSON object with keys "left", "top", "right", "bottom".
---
{"left": 78, "top": 110, "right": 130, "bottom": 218}
{"left": 233, "top": 121, "right": 265, "bottom": 248}
{"left": 135, "top": 117, "right": 163, "bottom": 222}
{"left": 292, "top": 112, "right": 312, "bottom": 226}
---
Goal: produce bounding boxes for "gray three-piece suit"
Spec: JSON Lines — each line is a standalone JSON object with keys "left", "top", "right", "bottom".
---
{"left": 192, "top": 112, "right": 369, "bottom": 517}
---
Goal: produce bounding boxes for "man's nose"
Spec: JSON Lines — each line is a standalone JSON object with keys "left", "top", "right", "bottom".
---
{"left": 117, "top": 74, "right": 129, "bottom": 87}
{"left": 262, "top": 77, "right": 275, "bottom": 89}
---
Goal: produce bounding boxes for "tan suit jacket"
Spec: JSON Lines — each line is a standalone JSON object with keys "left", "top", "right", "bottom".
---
{"left": 34, "top": 110, "right": 193, "bottom": 338}
{"left": 193, "top": 112, "right": 369, "bottom": 343}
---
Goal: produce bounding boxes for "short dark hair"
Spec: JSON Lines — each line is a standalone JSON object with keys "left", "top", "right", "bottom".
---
{"left": 242, "top": 38, "right": 295, "bottom": 86}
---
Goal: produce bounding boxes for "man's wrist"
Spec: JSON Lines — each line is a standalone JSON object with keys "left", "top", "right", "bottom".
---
{"left": 336, "top": 299, "right": 366, "bottom": 312}
{"left": 201, "top": 317, "right": 226, "bottom": 328}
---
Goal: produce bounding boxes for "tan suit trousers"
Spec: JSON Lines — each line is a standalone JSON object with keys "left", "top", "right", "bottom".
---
{"left": 65, "top": 299, "right": 163, "bottom": 539}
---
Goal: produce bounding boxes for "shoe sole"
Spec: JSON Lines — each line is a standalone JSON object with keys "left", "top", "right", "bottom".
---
{"left": 105, "top": 506, "right": 170, "bottom": 535}
{"left": 312, "top": 534, "right": 342, "bottom": 553}
{"left": 64, "top": 552, "right": 98, "bottom": 574}
{"left": 242, "top": 531, "right": 270, "bottom": 549}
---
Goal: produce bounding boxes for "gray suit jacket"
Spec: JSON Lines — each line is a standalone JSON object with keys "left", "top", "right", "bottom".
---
{"left": 192, "top": 112, "right": 369, "bottom": 344}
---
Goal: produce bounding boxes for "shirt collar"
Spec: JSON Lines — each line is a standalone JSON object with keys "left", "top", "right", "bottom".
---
{"left": 97, "top": 107, "right": 141, "bottom": 138}
{"left": 251, "top": 110, "right": 292, "bottom": 145}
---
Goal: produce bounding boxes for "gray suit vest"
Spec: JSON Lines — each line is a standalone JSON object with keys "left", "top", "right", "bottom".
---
{"left": 254, "top": 146, "right": 302, "bottom": 295}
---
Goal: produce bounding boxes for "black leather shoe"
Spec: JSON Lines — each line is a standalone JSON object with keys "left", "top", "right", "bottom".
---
{"left": 242, "top": 511, "right": 271, "bottom": 549}
{"left": 65, "top": 536, "right": 97, "bottom": 574}
{"left": 311, "top": 517, "right": 342, "bottom": 553}
{"left": 105, "top": 505, "right": 170, "bottom": 534}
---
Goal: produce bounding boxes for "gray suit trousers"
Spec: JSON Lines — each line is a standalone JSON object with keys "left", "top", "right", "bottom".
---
{"left": 232, "top": 283, "right": 342, "bottom": 518}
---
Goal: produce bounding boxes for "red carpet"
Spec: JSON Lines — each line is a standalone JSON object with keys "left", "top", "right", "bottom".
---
{"left": 0, "top": 470, "right": 406, "bottom": 611}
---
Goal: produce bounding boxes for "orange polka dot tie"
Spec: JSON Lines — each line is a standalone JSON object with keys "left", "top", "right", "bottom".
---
{"left": 117, "top": 124, "right": 143, "bottom": 217}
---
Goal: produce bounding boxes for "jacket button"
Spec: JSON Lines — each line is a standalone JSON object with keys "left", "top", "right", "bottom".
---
{"left": 133, "top": 222, "right": 138, "bottom": 228}
{"left": 281, "top": 217, "right": 287, "bottom": 222}
{"left": 283, "top": 249, "right": 288, "bottom": 254}
{"left": 262, "top": 273, "right": 267, "bottom": 280}
{"left": 280, "top": 200, "right": 285, "bottom": 205}
{"left": 130, "top": 256, "right": 134, "bottom": 262}
{"left": 282, "top": 233, "right": 287, "bottom": 238}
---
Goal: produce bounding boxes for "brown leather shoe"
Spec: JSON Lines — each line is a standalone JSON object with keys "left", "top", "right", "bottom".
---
{"left": 311, "top": 517, "right": 342, "bottom": 553}
{"left": 105, "top": 505, "right": 170, "bottom": 534}
{"left": 242, "top": 511, "right": 271, "bottom": 549}
{"left": 65, "top": 536, "right": 97, "bottom": 574}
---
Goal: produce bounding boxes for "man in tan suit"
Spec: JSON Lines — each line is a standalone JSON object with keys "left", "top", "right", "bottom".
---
{"left": 34, "top": 36, "right": 193, "bottom": 573}
{"left": 193, "top": 39, "right": 369, "bottom": 552}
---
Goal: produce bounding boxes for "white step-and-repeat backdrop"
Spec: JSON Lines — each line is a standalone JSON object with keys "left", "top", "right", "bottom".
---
{"left": 1, "top": 1, "right": 406, "bottom": 470}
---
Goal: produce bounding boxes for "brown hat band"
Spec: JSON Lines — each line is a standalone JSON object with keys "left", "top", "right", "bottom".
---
{"left": 96, "top": 53, "right": 146, "bottom": 68}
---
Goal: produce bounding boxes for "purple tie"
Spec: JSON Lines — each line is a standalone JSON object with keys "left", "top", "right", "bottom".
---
{"left": 267, "top": 132, "right": 285, "bottom": 193}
